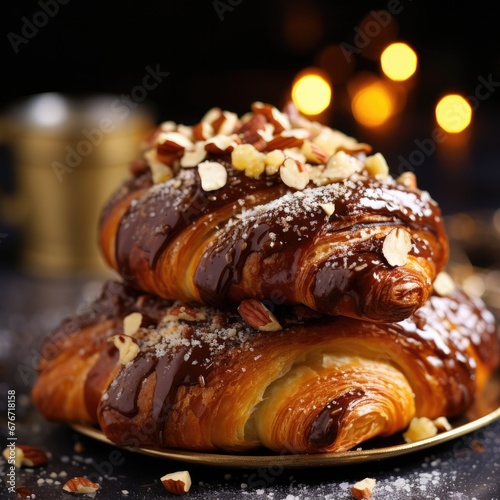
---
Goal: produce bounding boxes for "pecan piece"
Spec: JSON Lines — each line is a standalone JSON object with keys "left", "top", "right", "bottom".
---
{"left": 238, "top": 299, "right": 282, "bottom": 331}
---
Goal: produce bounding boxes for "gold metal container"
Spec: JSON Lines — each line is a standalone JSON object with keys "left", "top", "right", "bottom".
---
{"left": 1, "top": 93, "right": 154, "bottom": 275}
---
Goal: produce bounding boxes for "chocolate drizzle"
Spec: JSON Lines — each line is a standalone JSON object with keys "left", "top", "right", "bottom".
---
{"left": 195, "top": 222, "right": 278, "bottom": 306}
{"left": 151, "top": 342, "right": 212, "bottom": 443}
{"left": 32, "top": 279, "right": 499, "bottom": 453}
{"left": 106, "top": 165, "right": 448, "bottom": 319}
{"left": 101, "top": 324, "right": 215, "bottom": 445}
{"left": 115, "top": 166, "right": 285, "bottom": 290}
{"left": 193, "top": 177, "right": 446, "bottom": 317}
{"left": 308, "top": 389, "right": 365, "bottom": 449}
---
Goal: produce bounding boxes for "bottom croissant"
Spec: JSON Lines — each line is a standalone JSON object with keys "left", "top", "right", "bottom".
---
{"left": 32, "top": 281, "right": 499, "bottom": 454}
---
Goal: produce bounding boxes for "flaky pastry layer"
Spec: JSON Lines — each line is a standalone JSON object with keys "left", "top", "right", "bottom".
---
{"left": 32, "top": 282, "right": 498, "bottom": 453}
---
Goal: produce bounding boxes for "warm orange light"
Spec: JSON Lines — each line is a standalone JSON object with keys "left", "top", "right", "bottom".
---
{"left": 381, "top": 42, "right": 417, "bottom": 81}
{"left": 351, "top": 81, "right": 395, "bottom": 127}
{"left": 292, "top": 71, "right": 332, "bottom": 115}
{"left": 435, "top": 94, "right": 472, "bottom": 133}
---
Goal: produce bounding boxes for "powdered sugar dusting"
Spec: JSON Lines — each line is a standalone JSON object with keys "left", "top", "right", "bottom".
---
{"left": 192, "top": 432, "right": 500, "bottom": 498}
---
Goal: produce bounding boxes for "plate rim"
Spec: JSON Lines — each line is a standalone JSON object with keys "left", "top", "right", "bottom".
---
{"left": 70, "top": 405, "right": 500, "bottom": 469}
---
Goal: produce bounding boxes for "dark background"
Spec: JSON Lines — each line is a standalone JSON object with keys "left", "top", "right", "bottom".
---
{"left": 0, "top": 4, "right": 499, "bottom": 498}
{"left": 0, "top": 0, "right": 499, "bottom": 261}
{"left": 1, "top": 1, "right": 499, "bottom": 117}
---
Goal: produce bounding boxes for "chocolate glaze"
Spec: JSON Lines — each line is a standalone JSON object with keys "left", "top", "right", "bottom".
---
{"left": 114, "top": 163, "right": 286, "bottom": 291}
{"left": 107, "top": 166, "right": 448, "bottom": 319}
{"left": 101, "top": 326, "right": 216, "bottom": 444}
{"left": 308, "top": 389, "right": 365, "bottom": 449}
{"left": 104, "top": 354, "right": 155, "bottom": 417}
{"left": 35, "top": 281, "right": 499, "bottom": 451}
{"left": 192, "top": 176, "right": 446, "bottom": 317}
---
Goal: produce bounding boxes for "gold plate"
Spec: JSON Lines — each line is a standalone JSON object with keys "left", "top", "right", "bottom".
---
{"left": 71, "top": 369, "right": 500, "bottom": 469}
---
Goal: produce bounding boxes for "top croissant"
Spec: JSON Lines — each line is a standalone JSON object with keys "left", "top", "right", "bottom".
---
{"left": 99, "top": 102, "right": 448, "bottom": 323}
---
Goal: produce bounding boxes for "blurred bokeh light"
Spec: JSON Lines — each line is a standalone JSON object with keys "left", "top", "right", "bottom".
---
{"left": 381, "top": 42, "right": 418, "bottom": 81}
{"left": 27, "top": 93, "right": 69, "bottom": 127}
{"left": 435, "top": 94, "right": 472, "bottom": 133}
{"left": 292, "top": 70, "right": 332, "bottom": 115}
{"left": 350, "top": 78, "right": 396, "bottom": 127}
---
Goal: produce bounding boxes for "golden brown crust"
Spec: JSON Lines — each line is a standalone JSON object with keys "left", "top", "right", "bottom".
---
{"left": 99, "top": 167, "right": 448, "bottom": 323}
{"left": 31, "top": 282, "right": 498, "bottom": 454}
{"left": 96, "top": 102, "right": 449, "bottom": 323}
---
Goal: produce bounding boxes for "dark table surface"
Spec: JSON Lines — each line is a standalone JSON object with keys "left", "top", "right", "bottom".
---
{"left": 1, "top": 270, "right": 499, "bottom": 500}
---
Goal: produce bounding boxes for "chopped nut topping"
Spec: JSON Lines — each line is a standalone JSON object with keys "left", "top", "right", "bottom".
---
{"left": 180, "top": 146, "right": 207, "bottom": 168}
{"left": 320, "top": 203, "right": 335, "bottom": 216}
{"left": 382, "top": 228, "right": 412, "bottom": 267}
{"left": 403, "top": 417, "right": 438, "bottom": 443}
{"left": 176, "top": 125, "right": 193, "bottom": 140}
{"left": 396, "top": 171, "right": 417, "bottom": 189}
{"left": 193, "top": 121, "right": 214, "bottom": 141}
{"left": 238, "top": 299, "right": 282, "bottom": 332}
{"left": 257, "top": 123, "right": 275, "bottom": 142}
{"left": 301, "top": 140, "right": 329, "bottom": 164}
{"left": 336, "top": 142, "right": 372, "bottom": 155}
{"left": 123, "top": 312, "right": 143, "bottom": 336}
{"left": 433, "top": 416, "right": 452, "bottom": 432}
{"left": 281, "top": 128, "right": 310, "bottom": 139}
{"left": 159, "top": 120, "right": 176, "bottom": 133}
{"left": 201, "top": 107, "right": 223, "bottom": 125}
{"left": 161, "top": 471, "right": 192, "bottom": 495}
{"left": 352, "top": 478, "right": 376, "bottom": 499}
{"left": 280, "top": 158, "right": 309, "bottom": 190}
{"left": 313, "top": 128, "right": 360, "bottom": 155}
{"left": 138, "top": 102, "right": 424, "bottom": 193}
{"left": 162, "top": 305, "right": 206, "bottom": 322}
{"left": 237, "top": 113, "right": 266, "bottom": 144}
{"left": 322, "top": 151, "right": 364, "bottom": 182}
{"left": 2, "top": 446, "right": 23, "bottom": 468}
{"left": 252, "top": 102, "right": 291, "bottom": 133}
{"left": 204, "top": 134, "right": 239, "bottom": 154}
{"left": 198, "top": 161, "right": 228, "bottom": 191}
{"left": 144, "top": 149, "right": 174, "bottom": 184}
{"left": 156, "top": 131, "right": 193, "bottom": 152}
{"left": 2, "top": 445, "right": 48, "bottom": 468}
{"left": 266, "top": 134, "right": 304, "bottom": 151}
{"left": 215, "top": 111, "right": 239, "bottom": 135}
{"left": 364, "top": 152, "right": 389, "bottom": 178}
{"left": 110, "top": 335, "right": 140, "bottom": 365}
{"left": 62, "top": 477, "right": 100, "bottom": 494}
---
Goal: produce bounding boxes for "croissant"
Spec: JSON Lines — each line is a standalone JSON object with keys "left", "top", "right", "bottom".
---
{"left": 31, "top": 280, "right": 499, "bottom": 454}
{"left": 99, "top": 103, "right": 449, "bottom": 323}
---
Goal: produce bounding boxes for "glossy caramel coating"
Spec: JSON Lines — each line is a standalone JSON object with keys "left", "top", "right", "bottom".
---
{"left": 32, "top": 281, "right": 499, "bottom": 454}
